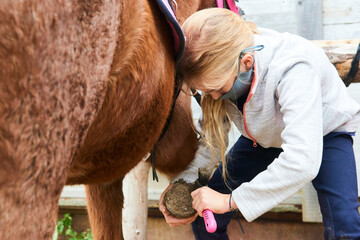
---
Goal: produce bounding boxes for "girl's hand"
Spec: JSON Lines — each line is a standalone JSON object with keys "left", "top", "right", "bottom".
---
{"left": 159, "top": 183, "right": 198, "bottom": 226}
{"left": 191, "top": 186, "right": 235, "bottom": 217}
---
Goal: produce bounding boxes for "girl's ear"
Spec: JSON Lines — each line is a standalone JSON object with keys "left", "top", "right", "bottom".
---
{"left": 241, "top": 54, "right": 254, "bottom": 71}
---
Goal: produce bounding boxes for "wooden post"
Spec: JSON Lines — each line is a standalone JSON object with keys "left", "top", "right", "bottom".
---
{"left": 313, "top": 39, "right": 360, "bottom": 83}
{"left": 296, "top": 0, "right": 323, "bottom": 40}
{"left": 122, "top": 160, "right": 150, "bottom": 240}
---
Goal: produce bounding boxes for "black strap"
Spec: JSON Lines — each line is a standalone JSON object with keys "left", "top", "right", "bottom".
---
{"left": 150, "top": 75, "right": 182, "bottom": 182}
{"left": 234, "top": 211, "right": 245, "bottom": 234}
{"left": 344, "top": 43, "right": 360, "bottom": 87}
{"left": 159, "top": 86, "right": 181, "bottom": 140}
{"left": 223, "top": 0, "right": 229, "bottom": 9}
{"left": 151, "top": 143, "right": 159, "bottom": 182}
{"left": 150, "top": 86, "right": 201, "bottom": 181}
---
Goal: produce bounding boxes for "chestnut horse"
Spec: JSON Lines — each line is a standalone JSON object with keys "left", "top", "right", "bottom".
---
{"left": 0, "top": 0, "right": 226, "bottom": 239}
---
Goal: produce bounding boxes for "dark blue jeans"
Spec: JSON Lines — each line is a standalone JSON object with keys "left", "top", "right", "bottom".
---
{"left": 191, "top": 133, "right": 360, "bottom": 240}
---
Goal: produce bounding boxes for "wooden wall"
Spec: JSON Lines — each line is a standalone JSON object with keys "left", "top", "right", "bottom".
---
{"left": 323, "top": 0, "right": 360, "bottom": 40}
{"left": 238, "top": 0, "right": 360, "bottom": 40}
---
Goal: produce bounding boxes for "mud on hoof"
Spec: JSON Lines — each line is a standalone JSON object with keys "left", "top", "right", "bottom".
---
{"left": 164, "top": 168, "right": 212, "bottom": 218}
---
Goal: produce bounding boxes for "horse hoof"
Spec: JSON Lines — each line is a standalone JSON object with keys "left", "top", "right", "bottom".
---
{"left": 164, "top": 179, "right": 196, "bottom": 218}
{"left": 164, "top": 168, "right": 212, "bottom": 218}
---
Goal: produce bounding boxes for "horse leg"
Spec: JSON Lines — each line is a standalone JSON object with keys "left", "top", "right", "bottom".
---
{"left": 86, "top": 160, "right": 150, "bottom": 240}
{"left": 86, "top": 178, "right": 125, "bottom": 240}
{"left": 0, "top": 133, "right": 69, "bottom": 239}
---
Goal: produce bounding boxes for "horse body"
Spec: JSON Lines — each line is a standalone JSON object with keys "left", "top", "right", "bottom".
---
{"left": 0, "top": 0, "right": 218, "bottom": 239}
{"left": 67, "top": 0, "right": 177, "bottom": 185}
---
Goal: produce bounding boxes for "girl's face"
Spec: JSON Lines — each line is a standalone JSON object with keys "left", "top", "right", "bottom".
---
{"left": 197, "top": 53, "right": 254, "bottom": 100}
{"left": 200, "top": 75, "right": 236, "bottom": 100}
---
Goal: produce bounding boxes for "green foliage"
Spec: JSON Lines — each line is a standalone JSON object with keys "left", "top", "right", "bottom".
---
{"left": 52, "top": 213, "right": 93, "bottom": 240}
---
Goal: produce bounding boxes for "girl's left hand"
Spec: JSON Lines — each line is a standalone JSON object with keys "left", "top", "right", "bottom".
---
{"left": 191, "top": 186, "right": 231, "bottom": 217}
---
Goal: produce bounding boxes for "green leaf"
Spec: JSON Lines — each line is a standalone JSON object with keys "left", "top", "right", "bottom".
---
{"left": 87, "top": 231, "right": 93, "bottom": 240}
{"left": 56, "top": 213, "right": 93, "bottom": 240}
{"left": 64, "top": 216, "right": 72, "bottom": 228}
{"left": 65, "top": 228, "right": 73, "bottom": 235}
{"left": 57, "top": 223, "right": 64, "bottom": 234}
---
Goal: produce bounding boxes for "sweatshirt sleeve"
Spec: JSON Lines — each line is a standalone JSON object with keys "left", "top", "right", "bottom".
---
{"left": 233, "top": 61, "right": 323, "bottom": 222}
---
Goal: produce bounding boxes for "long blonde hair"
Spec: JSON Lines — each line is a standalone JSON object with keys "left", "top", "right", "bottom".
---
{"left": 179, "top": 8, "right": 258, "bottom": 182}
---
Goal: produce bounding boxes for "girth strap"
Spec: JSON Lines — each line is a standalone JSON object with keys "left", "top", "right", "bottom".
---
{"left": 150, "top": 0, "right": 184, "bottom": 182}
{"left": 151, "top": 79, "right": 182, "bottom": 182}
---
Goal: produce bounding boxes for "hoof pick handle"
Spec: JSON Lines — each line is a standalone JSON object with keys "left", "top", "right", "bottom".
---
{"left": 203, "top": 209, "right": 217, "bottom": 233}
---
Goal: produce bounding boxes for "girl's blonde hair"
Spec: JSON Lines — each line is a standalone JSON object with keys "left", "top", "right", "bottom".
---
{"left": 179, "top": 8, "right": 258, "bottom": 183}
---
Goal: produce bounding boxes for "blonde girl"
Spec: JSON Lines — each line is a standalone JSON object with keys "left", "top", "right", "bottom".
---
{"left": 160, "top": 8, "right": 360, "bottom": 240}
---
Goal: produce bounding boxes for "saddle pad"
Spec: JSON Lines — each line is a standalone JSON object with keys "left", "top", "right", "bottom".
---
{"left": 155, "top": 0, "right": 185, "bottom": 63}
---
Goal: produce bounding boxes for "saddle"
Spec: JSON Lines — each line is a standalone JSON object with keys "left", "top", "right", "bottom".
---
{"left": 155, "top": 0, "right": 185, "bottom": 63}
{"left": 155, "top": 0, "right": 241, "bottom": 63}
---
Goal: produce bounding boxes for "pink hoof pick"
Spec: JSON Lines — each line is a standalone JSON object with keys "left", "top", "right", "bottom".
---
{"left": 203, "top": 209, "right": 217, "bottom": 233}
{"left": 194, "top": 168, "right": 217, "bottom": 233}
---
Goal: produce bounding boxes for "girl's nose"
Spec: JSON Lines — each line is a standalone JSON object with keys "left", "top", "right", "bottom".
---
{"left": 209, "top": 91, "right": 222, "bottom": 100}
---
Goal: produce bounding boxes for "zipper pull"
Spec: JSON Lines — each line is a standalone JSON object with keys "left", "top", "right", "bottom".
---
{"left": 253, "top": 142, "right": 257, "bottom": 147}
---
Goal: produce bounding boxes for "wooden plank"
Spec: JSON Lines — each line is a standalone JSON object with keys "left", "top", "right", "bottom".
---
{"left": 239, "top": 0, "right": 296, "bottom": 15}
{"left": 323, "top": 0, "right": 360, "bottom": 25}
{"left": 59, "top": 185, "right": 86, "bottom": 198}
{"left": 247, "top": 12, "right": 297, "bottom": 34}
{"left": 59, "top": 198, "right": 87, "bottom": 208}
{"left": 296, "top": 0, "right": 323, "bottom": 40}
{"left": 323, "top": 22, "right": 360, "bottom": 40}
{"left": 238, "top": 0, "right": 297, "bottom": 34}
{"left": 313, "top": 39, "right": 360, "bottom": 83}
{"left": 302, "top": 184, "right": 322, "bottom": 222}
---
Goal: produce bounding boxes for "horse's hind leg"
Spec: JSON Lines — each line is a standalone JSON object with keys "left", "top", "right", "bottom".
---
{"left": 86, "top": 179, "right": 125, "bottom": 240}
{"left": 86, "top": 160, "right": 149, "bottom": 240}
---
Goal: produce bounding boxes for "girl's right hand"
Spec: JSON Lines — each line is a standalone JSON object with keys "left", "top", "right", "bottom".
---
{"left": 159, "top": 183, "right": 198, "bottom": 226}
